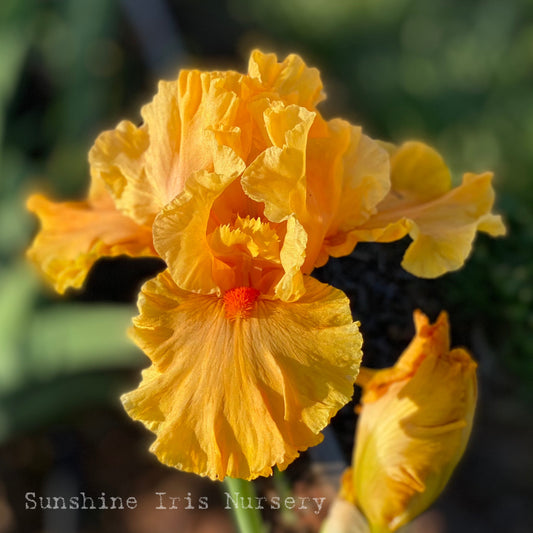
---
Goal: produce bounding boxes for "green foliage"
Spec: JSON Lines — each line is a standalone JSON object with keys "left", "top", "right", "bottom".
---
{"left": 0, "top": 262, "right": 143, "bottom": 441}
{"left": 0, "top": 0, "right": 144, "bottom": 442}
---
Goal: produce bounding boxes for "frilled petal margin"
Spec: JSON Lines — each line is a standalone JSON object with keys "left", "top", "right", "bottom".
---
{"left": 89, "top": 120, "right": 160, "bottom": 227}
{"left": 241, "top": 102, "right": 315, "bottom": 224}
{"left": 141, "top": 69, "right": 248, "bottom": 205}
{"left": 348, "top": 142, "right": 506, "bottom": 278}
{"left": 121, "top": 271, "right": 362, "bottom": 481}
{"left": 153, "top": 170, "right": 240, "bottom": 296}
{"left": 247, "top": 49, "right": 325, "bottom": 109}
{"left": 153, "top": 168, "right": 306, "bottom": 301}
{"left": 26, "top": 185, "right": 155, "bottom": 294}
{"left": 242, "top": 104, "right": 390, "bottom": 271}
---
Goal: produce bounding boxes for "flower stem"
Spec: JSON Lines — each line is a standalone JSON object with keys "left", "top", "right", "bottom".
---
{"left": 223, "top": 477, "right": 266, "bottom": 533}
{"left": 273, "top": 467, "right": 298, "bottom": 527}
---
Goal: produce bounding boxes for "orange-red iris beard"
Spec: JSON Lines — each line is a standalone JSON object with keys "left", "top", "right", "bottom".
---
{"left": 223, "top": 286, "right": 261, "bottom": 320}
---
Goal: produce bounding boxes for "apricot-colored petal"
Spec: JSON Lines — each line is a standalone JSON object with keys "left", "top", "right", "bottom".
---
{"left": 155, "top": 169, "right": 308, "bottom": 300}
{"left": 141, "top": 70, "right": 248, "bottom": 205}
{"left": 241, "top": 102, "right": 316, "bottom": 223}
{"left": 122, "top": 272, "right": 361, "bottom": 480}
{"left": 153, "top": 170, "right": 237, "bottom": 295}
{"left": 275, "top": 215, "right": 307, "bottom": 302}
{"left": 248, "top": 49, "right": 325, "bottom": 108}
{"left": 244, "top": 111, "right": 389, "bottom": 270}
{"left": 89, "top": 120, "right": 159, "bottom": 226}
{"left": 386, "top": 141, "right": 451, "bottom": 203}
{"left": 332, "top": 126, "right": 391, "bottom": 232}
{"left": 399, "top": 172, "right": 506, "bottom": 277}
{"left": 350, "top": 142, "right": 506, "bottom": 277}
{"left": 317, "top": 125, "right": 390, "bottom": 264}
{"left": 356, "top": 311, "right": 450, "bottom": 404}
{"left": 324, "top": 219, "right": 412, "bottom": 269}
{"left": 26, "top": 186, "right": 155, "bottom": 294}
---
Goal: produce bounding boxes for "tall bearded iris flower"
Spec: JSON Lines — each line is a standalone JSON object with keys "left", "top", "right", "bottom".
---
{"left": 27, "top": 50, "right": 379, "bottom": 480}
{"left": 122, "top": 176, "right": 364, "bottom": 479}
{"left": 26, "top": 50, "right": 504, "bottom": 481}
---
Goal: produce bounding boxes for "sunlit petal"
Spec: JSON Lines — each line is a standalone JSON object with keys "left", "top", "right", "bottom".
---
{"left": 141, "top": 70, "right": 248, "bottom": 204}
{"left": 248, "top": 49, "right": 325, "bottom": 108}
{"left": 89, "top": 120, "right": 159, "bottom": 226}
{"left": 350, "top": 142, "right": 506, "bottom": 277}
{"left": 26, "top": 178, "right": 155, "bottom": 294}
{"left": 242, "top": 102, "right": 316, "bottom": 223}
{"left": 153, "top": 170, "right": 240, "bottom": 295}
{"left": 122, "top": 271, "right": 362, "bottom": 481}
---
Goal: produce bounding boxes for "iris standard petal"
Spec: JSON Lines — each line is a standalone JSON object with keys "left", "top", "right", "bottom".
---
{"left": 141, "top": 70, "right": 249, "bottom": 204}
{"left": 247, "top": 49, "right": 325, "bottom": 109}
{"left": 154, "top": 169, "right": 307, "bottom": 300}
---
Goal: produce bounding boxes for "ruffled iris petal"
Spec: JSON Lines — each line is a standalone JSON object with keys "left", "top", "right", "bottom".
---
{"left": 153, "top": 170, "right": 237, "bottom": 295}
{"left": 154, "top": 169, "right": 306, "bottom": 300}
{"left": 122, "top": 271, "right": 362, "bottom": 481}
{"left": 242, "top": 102, "right": 316, "bottom": 224}
{"left": 242, "top": 103, "right": 390, "bottom": 270}
{"left": 89, "top": 120, "right": 158, "bottom": 226}
{"left": 141, "top": 70, "right": 249, "bottom": 204}
{"left": 275, "top": 215, "right": 307, "bottom": 301}
{"left": 26, "top": 176, "right": 155, "bottom": 294}
{"left": 318, "top": 124, "right": 390, "bottom": 263}
{"left": 350, "top": 141, "right": 506, "bottom": 277}
{"left": 247, "top": 49, "right": 325, "bottom": 109}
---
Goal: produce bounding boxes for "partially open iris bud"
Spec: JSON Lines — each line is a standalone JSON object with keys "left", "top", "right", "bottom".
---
{"left": 339, "top": 310, "right": 478, "bottom": 533}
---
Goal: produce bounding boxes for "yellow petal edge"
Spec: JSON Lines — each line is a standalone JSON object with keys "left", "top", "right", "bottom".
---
{"left": 350, "top": 141, "right": 506, "bottom": 278}
{"left": 26, "top": 176, "right": 155, "bottom": 294}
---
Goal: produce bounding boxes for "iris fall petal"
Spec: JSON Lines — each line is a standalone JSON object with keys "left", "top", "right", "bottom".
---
{"left": 351, "top": 141, "right": 506, "bottom": 277}
{"left": 122, "top": 271, "right": 362, "bottom": 481}
{"left": 26, "top": 175, "right": 155, "bottom": 294}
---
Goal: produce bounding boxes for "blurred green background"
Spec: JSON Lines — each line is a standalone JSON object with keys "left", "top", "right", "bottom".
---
{"left": 0, "top": 0, "right": 532, "bottom": 532}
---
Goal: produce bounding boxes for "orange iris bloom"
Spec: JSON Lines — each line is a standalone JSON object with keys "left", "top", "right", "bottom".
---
{"left": 26, "top": 50, "right": 503, "bottom": 480}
